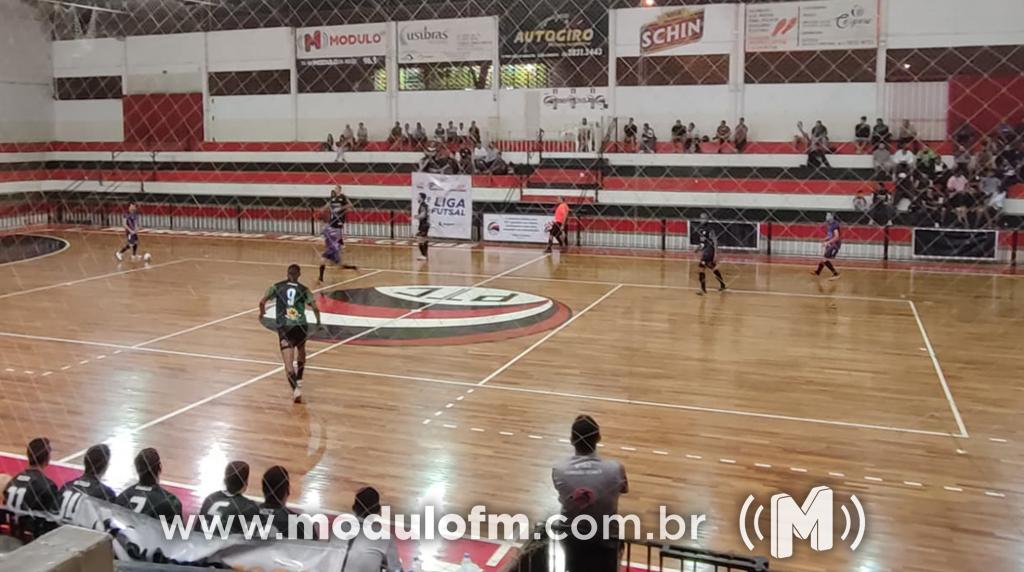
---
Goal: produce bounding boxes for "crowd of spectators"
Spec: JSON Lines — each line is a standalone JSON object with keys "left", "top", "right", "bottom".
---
{"left": 417, "top": 140, "right": 512, "bottom": 175}
{"left": 621, "top": 117, "right": 749, "bottom": 154}
{"left": 857, "top": 122, "right": 1022, "bottom": 229}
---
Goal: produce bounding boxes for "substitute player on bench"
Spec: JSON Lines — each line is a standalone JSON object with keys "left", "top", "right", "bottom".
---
{"left": 259, "top": 264, "right": 321, "bottom": 403}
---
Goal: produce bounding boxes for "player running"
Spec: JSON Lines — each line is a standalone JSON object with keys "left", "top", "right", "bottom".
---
{"left": 115, "top": 202, "right": 141, "bottom": 261}
{"left": 545, "top": 197, "right": 570, "bottom": 253}
{"left": 318, "top": 186, "right": 357, "bottom": 283}
{"left": 259, "top": 264, "right": 321, "bottom": 403}
{"left": 812, "top": 213, "right": 842, "bottom": 280}
{"left": 694, "top": 218, "right": 727, "bottom": 295}
{"left": 415, "top": 192, "right": 430, "bottom": 260}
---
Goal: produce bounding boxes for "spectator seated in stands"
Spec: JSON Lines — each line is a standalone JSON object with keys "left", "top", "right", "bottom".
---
{"left": 387, "top": 122, "right": 403, "bottom": 150}
{"left": 115, "top": 448, "right": 182, "bottom": 520}
{"left": 322, "top": 133, "right": 335, "bottom": 152}
{"left": 852, "top": 190, "right": 869, "bottom": 213}
{"left": 871, "top": 118, "right": 892, "bottom": 148}
{"left": 641, "top": 123, "right": 657, "bottom": 154}
{"left": 954, "top": 143, "right": 972, "bottom": 174}
{"left": 446, "top": 121, "right": 458, "bottom": 144}
{"left": 469, "top": 120, "right": 481, "bottom": 146}
{"left": 413, "top": 122, "right": 427, "bottom": 149}
{"left": 458, "top": 122, "right": 467, "bottom": 145}
{"left": 810, "top": 120, "right": 829, "bottom": 147}
{"left": 356, "top": 123, "right": 368, "bottom": 149}
{"left": 472, "top": 142, "right": 488, "bottom": 171}
{"left": 953, "top": 122, "right": 976, "bottom": 149}
{"left": 869, "top": 182, "right": 894, "bottom": 226}
{"left": 488, "top": 152, "right": 510, "bottom": 175}
{"left": 892, "top": 167, "right": 917, "bottom": 209}
{"left": 854, "top": 116, "right": 871, "bottom": 153}
{"left": 892, "top": 144, "right": 916, "bottom": 171}
{"left": 897, "top": 119, "right": 918, "bottom": 150}
{"left": 979, "top": 169, "right": 1005, "bottom": 227}
{"left": 199, "top": 461, "right": 261, "bottom": 533}
{"left": 623, "top": 118, "right": 638, "bottom": 152}
{"left": 714, "top": 120, "right": 732, "bottom": 153}
{"left": 916, "top": 145, "right": 941, "bottom": 178}
{"left": 402, "top": 123, "right": 413, "bottom": 148}
{"left": 803, "top": 121, "right": 831, "bottom": 169}
{"left": 458, "top": 146, "right": 474, "bottom": 174}
{"left": 793, "top": 121, "right": 810, "bottom": 151}
{"left": 733, "top": 118, "right": 748, "bottom": 154}
{"left": 685, "top": 122, "right": 702, "bottom": 153}
{"left": 578, "top": 118, "right": 593, "bottom": 152}
{"left": 911, "top": 182, "right": 947, "bottom": 227}
{"left": 340, "top": 124, "right": 355, "bottom": 151}
{"left": 2, "top": 437, "right": 59, "bottom": 540}
{"left": 670, "top": 120, "right": 685, "bottom": 152}
{"left": 872, "top": 142, "right": 892, "bottom": 178}
{"left": 433, "top": 122, "right": 445, "bottom": 143}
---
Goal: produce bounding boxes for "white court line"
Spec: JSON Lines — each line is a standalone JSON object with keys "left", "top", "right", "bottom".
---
{"left": 908, "top": 300, "right": 969, "bottom": 438}
{"left": 0, "top": 257, "right": 190, "bottom": 300}
{"left": 132, "top": 270, "right": 384, "bottom": 348}
{"left": 477, "top": 284, "right": 623, "bottom": 386}
{"left": 55, "top": 253, "right": 551, "bottom": 464}
{"left": 0, "top": 235, "right": 70, "bottom": 268}
{"left": 0, "top": 328, "right": 959, "bottom": 439}
{"left": 191, "top": 257, "right": 905, "bottom": 304}
{"left": 61, "top": 227, "right": 1024, "bottom": 280}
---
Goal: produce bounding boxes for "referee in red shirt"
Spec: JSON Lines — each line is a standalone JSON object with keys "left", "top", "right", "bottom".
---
{"left": 545, "top": 197, "right": 570, "bottom": 253}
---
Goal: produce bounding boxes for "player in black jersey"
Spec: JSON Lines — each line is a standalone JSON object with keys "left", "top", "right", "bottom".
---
{"left": 318, "top": 186, "right": 357, "bottom": 282}
{"left": 694, "top": 219, "right": 727, "bottom": 295}
{"left": 114, "top": 448, "right": 182, "bottom": 520}
{"left": 415, "top": 192, "right": 430, "bottom": 260}
{"left": 3, "top": 437, "right": 59, "bottom": 538}
{"left": 199, "top": 461, "right": 260, "bottom": 534}
{"left": 60, "top": 444, "right": 116, "bottom": 512}
{"left": 259, "top": 265, "right": 321, "bottom": 403}
{"left": 258, "top": 465, "right": 298, "bottom": 535}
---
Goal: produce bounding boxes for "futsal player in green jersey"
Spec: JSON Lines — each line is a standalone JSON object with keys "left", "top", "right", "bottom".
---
{"left": 259, "top": 264, "right": 321, "bottom": 403}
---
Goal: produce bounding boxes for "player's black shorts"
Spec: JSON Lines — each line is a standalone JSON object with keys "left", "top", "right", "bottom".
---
{"left": 699, "top": 252, "right": 717, "bottom": 268}
{"left": 824, "top": 243, "right": 842, "bottom": 259}
{"left": 277, "top": 325, "right": 308, "bottom": 348}
{"left": 126, "top": 232, "right": 138, "bottom": 245}
{"left": 549, "top": 222, "right": 563, "bottom": 238}
{"left": 417, "top": 222, "right": 430, "bottom": 237}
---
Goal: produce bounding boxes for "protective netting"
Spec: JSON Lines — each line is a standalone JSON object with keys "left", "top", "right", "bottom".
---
{"left": 0, "top": 0, "right": 1022, "bottom": 565}
{"left": 0, "top": 0, "right": 1016, "bottom": 266}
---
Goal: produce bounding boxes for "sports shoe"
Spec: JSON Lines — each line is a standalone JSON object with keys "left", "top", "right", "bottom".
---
{"left": 696, "top": 290, "right": 706, "bottom": 296}
{"left": 719, "top": 284, "right": 727, "bottom": 292}
{"left": 828, "top": 273, "right": 841, "bottom": 281}
{"left": 292, "top": 387, "right": 303, "bottom": 404}
{"left": 115, "top": 251, "right": 123, "bottom": 261}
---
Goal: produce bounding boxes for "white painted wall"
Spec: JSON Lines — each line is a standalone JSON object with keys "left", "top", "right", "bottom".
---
{"left": 207, "top": 28, "right": 293, "bottom": 73}
{"left": 54, "top": 100, "right": 124, "bottom": 141}
{"left": 0, "top": 0, "right": 52, "bottom": 142}
{"left": 125, "top": 33, "right": 204, "bottom": 94}
{"left": 744, "top": 83, "right": 877, "bottom": 142}
{"left": 886, "top": 0, "right": 1024, "bottom": 49}
{"left": 296, "top": 92, "right": 390, "bottom": 141}
{"left": 53, "top": 37, "right": 125, "bottom": 78}
{"left": 615, "top": 85, "right": 732, "bottom": 138}
{"left": 209, "top": 95, "right": 294, "bottom": 141}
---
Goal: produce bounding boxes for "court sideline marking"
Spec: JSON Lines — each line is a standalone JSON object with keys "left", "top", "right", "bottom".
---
{"left": 0, "top": 329, "right": 967, "bottom": 440}
{"left": 0, "top": 234, "right": 70, "bottom": 268}
{"left": 54, "top": 253, "right": 551, "bottom": 464}
{"left": 908, "top": 300, "right": 969, "bottom": 438}
{"left": 0, "top": 257, "right": 190, "bottom": 300}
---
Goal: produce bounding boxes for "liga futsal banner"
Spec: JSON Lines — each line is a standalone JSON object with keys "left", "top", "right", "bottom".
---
{"left": 745, "top": 0, "right": 879, "bottom": 52}
{"left": 483, "top": 213, "right": 553, "bottom": 244}
{"left": 411, "top": 172, "right": 473, "bottom": 240}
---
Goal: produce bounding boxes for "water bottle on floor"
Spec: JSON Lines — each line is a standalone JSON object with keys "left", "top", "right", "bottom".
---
{"left": 458, "top": 552, "right": 480, "bottom": 572}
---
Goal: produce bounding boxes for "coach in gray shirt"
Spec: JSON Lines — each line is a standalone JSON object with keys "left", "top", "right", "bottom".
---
{"left": 552, "top": 415, "right": 629, "bottom": 572}
{"left": 340, "top": 487, "right": 402, "bottom": 572}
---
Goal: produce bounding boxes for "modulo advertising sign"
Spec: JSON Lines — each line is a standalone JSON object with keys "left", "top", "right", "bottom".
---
{"left": 295, "top": 22, "right": 388, "bottom": 65}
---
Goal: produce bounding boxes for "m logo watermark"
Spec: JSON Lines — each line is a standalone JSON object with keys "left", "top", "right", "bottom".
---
{"left": 740, "top": 485, "right": 866, "bottom": 559}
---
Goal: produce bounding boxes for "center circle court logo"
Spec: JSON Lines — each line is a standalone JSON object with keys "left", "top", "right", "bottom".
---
{"left": 260, "top": 285, "right": 572, "bottom": 346}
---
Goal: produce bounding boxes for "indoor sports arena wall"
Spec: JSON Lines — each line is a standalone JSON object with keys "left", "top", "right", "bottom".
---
{"left": 6, "top": 0, "right": 1017, "bottom": 145}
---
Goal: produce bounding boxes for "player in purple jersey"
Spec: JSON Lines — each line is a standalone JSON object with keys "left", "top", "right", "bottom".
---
{"left": 812, "top": 213, "right": 842, "bottom": 280}
{"left": 115, "top": 202, "right": 140, "bottom": 261}
{"left": 318, "top": 186, "right": 356, "bottom": 283}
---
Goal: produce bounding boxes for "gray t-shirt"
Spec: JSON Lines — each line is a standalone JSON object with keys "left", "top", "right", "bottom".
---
{"left": 552, "top": 453, "right": 628, "bottom": 532}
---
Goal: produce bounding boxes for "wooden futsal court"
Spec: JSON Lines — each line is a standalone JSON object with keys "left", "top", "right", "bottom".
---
{"left": 1, "top": 229, "right": 1022, "bottom": 571}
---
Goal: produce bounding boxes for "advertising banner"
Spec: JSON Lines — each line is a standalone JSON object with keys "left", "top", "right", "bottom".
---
{"left": 615, "top": 4, "right": 739, "bottom": 57}
{"left": 412, "top": 172, "right": 473, "bottom": 240}
{"left": 397, "top": 17, "right": 496, "bottom": 63}
{"left": 296, "top": 23, "right": 388, "bottom": 66}
{"left": 501, "top": 6, "right": 607, "bottom": 61}
{"left": 484, "top": 214, "right": 554, "bottom": 243}
{"left": 745, "top": 0, "right": 879, "bottom": 52}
